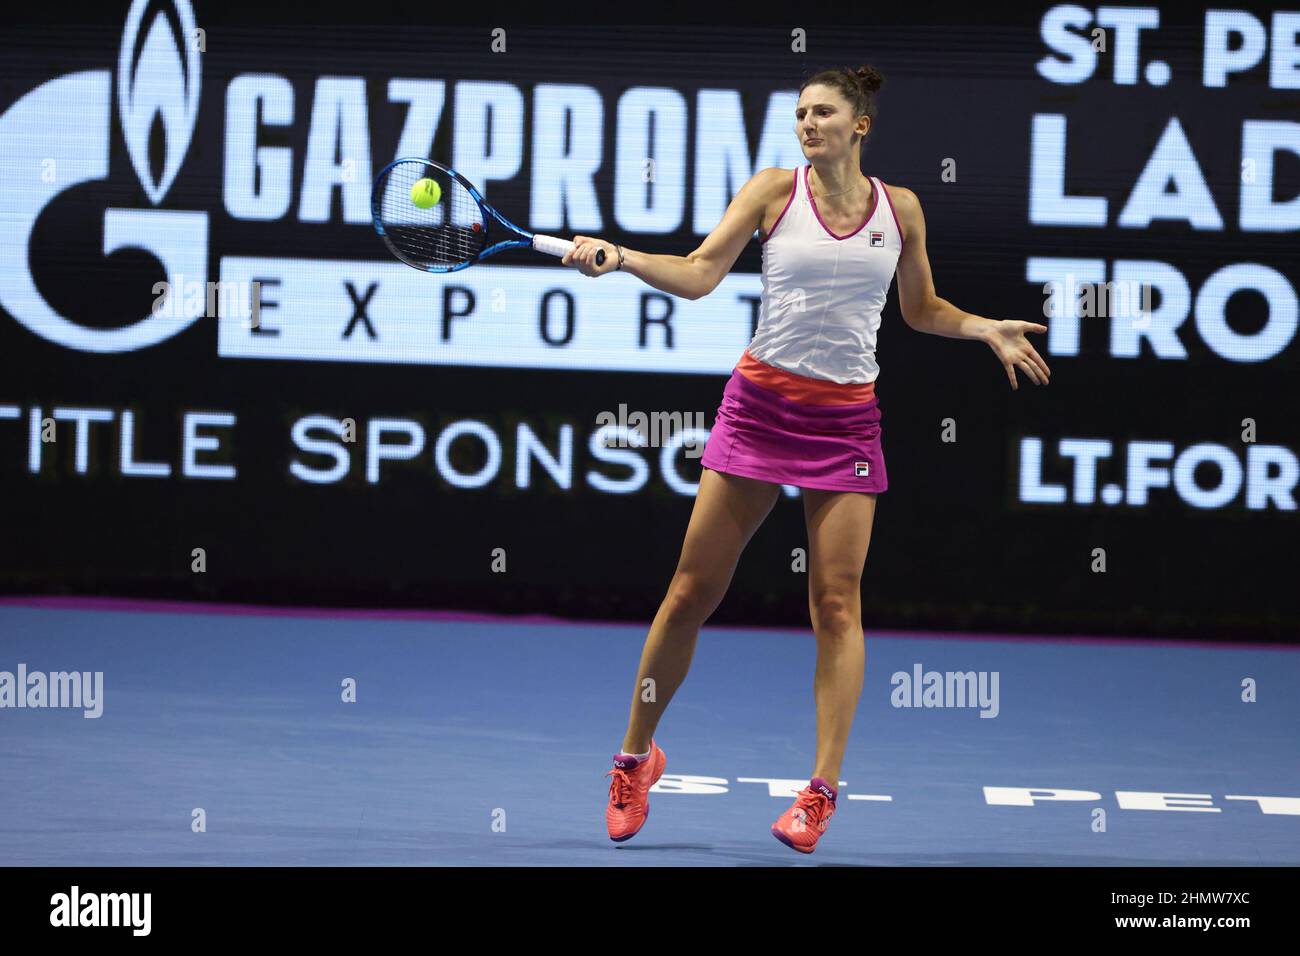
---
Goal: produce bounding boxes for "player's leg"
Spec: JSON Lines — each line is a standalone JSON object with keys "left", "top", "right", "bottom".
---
{"left": 619, "top": 468, "right": 781, "bottom": 754}
{"left": 802, "top": 488, "right": 877, "bottom": 787}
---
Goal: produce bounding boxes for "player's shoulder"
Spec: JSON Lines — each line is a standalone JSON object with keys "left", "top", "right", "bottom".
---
{"left": 754, "top": 166, "right": 799, "bottom": 197}
{"left": 878, "top": 181, "right": 918, "bottom": 209}
{"left": 878, "top": 182, "right": 921, "bottom": 236}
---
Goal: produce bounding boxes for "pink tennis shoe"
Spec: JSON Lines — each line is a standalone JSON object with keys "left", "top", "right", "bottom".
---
{"left": 771, "top": 777, "right": 838, "bottom": 853}
{"left": 605, "top": 741, "right": 667, "bottom": 842}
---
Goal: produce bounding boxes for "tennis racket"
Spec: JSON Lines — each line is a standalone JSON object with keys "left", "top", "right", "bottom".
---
{"left": 371, "top": 157, "right": 604, "bottom": 273}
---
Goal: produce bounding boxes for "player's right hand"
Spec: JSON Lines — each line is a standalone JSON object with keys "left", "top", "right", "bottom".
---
{"left": 562, "top": 235, "right": 618, "bottom": 277}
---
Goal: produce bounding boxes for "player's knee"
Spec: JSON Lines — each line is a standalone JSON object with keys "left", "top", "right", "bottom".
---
{"left": 661, "top": 575, "right": 724, "bottom": 627}
{"left": 810, "top": 588, "right": 860, "bottom": 638}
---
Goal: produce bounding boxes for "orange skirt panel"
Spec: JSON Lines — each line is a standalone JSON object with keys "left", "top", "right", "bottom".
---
{"left": 734, "top": 350, "right": 876, "bottom": 406}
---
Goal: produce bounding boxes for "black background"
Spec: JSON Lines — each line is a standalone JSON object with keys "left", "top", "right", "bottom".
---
{"left": 1, "top": 0, "right": 1296, "bottom": 640}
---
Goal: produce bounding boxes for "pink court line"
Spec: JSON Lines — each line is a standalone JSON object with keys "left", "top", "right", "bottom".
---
{"left": 0, "top": 595, "right": 1294, "bottom": 651}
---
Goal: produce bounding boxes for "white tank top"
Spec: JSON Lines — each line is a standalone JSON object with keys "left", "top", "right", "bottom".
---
{"left": 747, "top": 165, "right": 903, "bottom": 384}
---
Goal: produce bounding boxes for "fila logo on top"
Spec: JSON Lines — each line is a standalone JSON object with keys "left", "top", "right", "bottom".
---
{"left": 0, "top": 0, "right": 205, "bottom": 353}
{"left": 854, "top": 461, "right": 870, "bottom": 477}
{"left": 869, "top": 231, "right": 884, "bottom": 247}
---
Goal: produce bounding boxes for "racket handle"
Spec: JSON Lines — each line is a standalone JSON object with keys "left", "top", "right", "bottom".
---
{"left": 533, "top": 233, "right": 607, "bottom": 267}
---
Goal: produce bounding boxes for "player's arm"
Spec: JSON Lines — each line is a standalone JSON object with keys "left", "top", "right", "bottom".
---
{"left": 563, "top": 167, "right": 790, "bottom": 299}
{"left": 892, "top": 185, "right": 990, "bottom": 340}
{"left": 891, "top": 184, "right": 1051, "bottom": 389}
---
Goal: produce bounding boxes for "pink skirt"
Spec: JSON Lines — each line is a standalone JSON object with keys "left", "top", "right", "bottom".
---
{"left": 700, "top": 365, "right": 888, "bottom": 494}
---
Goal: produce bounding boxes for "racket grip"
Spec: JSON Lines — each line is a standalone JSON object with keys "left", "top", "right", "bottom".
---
{"left": 533, "top": 233, "right": 606, "bottom": 267}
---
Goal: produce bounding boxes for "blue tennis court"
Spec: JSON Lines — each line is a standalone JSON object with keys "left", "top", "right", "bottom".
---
{"left": 1, "top": 600, "right": 1296, "bottom": 866}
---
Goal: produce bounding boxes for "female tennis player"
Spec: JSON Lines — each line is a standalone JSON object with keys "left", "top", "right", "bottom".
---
{"left": 563, "top": 65, "right": 1050, "bottom": 854}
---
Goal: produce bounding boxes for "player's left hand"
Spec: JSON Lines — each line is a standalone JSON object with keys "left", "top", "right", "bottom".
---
{"left": 562, "top": 236, "right": 619, "bottom": 277}
{"left": 986, "top": 320, "right": 1051, "bottom": 390}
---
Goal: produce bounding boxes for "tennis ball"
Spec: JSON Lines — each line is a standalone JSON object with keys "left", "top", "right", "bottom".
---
{"left": 410, "top": 178, "right": 441, "bottom": 209}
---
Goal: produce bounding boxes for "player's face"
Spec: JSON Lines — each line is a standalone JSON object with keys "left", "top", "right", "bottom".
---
{"left": 795, "top": 85, "right": 869, "bottom": 157}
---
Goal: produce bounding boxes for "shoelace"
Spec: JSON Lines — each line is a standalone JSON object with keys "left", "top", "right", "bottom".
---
{"left": 606, "top": 767, "right": 635, "bottom": 809}
{"left": 793, "top": 790, "right": 831, "bottom": 830}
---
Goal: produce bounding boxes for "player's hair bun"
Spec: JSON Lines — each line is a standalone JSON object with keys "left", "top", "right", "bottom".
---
{"left": 800, "top": 63, "right": 885, "bottom": 135}
{"left": 852, "top": 65, "right": 884, "bottom": 94}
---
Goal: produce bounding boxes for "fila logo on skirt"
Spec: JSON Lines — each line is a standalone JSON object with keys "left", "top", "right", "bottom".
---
{"left": 869, "top": 231, "right": 885, "bottom": 247}
{"left": 854, "top": 461, "right": 871, "bottom": 477}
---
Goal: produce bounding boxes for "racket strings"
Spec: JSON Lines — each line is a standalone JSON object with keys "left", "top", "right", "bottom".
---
{"left": 377, "top": 162, "right": 488, "bottom": 269}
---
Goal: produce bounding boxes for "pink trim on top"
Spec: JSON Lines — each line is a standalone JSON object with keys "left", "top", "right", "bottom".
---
{"left": 878, "top": 177, "right": 906, "bottom": 244}
{"left": 759, "top": 168, "right": 798, "bottom": 243}
{"left": 805, "top": 164, "right": 877, "bottom": 241}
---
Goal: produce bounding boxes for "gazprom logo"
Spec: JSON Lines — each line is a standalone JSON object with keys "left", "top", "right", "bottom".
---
{"left": 0, "top": 0, "right": 207, "bottom": 352}
{"left": 119, "top": 0, "right": 201, "bottom": 205}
